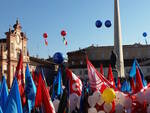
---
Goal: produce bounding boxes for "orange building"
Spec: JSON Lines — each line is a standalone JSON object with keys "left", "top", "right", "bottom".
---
{"left": 0, "top": 20, "right": 29, "bottom": 88}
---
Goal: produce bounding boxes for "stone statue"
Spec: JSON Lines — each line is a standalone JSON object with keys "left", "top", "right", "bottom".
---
{"left": 110, "top": 50, "right": 117, "bottom": 69}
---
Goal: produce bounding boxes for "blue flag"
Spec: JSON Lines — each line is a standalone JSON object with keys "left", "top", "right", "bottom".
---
{"left": 121, "top": 81, "right": 126, "bottom": 92}
{"left": 51, "top": 68, "right": 63, "bottom": 100}
{"left": 126, "top": 81, "right": 131, "bottom": 92}
{"left": 25, "top": 64, "right": 37, "bottom": 113}
{"left": 0, "top": 76, "right": 8, "bottom": 112}
{"left": 79, "top": 86, "right": 84, "bottom": 113}
{"left": 0, "top": 81, "right": 1, "bottom": 91}
{"left": 51, "top": 76, "right": 57, "bottom": 101}
{"left": 129, "top": 59, "right": 136, "bottom": 77}
{"left": 121, "top": 80, "right": 131, "bottom": 92}
{"left": 129, "top": 59, "right": 147, "bottom": 86}
{"left": 57, "top": 68, "right": 62, "bottom": 96}
{"left": 0, "top": 106, "right": 3, "bottom": 113}
{"left": 4, "top": 77, "right": 23, "bottom": 113}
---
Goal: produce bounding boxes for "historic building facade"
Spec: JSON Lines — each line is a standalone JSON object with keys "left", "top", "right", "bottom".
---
{"left": 67, "top": 44, "right": 150, "bottom": 81}
{"left": 0, "top": 20, "right": 29, "bottom": 87}
{"left": 0, "top": 20, "right": 57, "bottom": 88}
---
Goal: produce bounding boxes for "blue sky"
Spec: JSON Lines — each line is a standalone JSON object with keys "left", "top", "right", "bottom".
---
{"left": 0, "top": 0, "right": 150, "bottom": 58}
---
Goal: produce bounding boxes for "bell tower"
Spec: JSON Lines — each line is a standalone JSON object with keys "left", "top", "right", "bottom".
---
{"left": 6, "top": 20, "right": 29, "bottom": 88}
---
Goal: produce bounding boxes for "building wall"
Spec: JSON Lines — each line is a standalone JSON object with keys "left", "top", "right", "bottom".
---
{"left": 71, "top": 65, "right": 150, "bottom": 80}
{"left": 67, "top": 44, "right": 150, "bottom": 80}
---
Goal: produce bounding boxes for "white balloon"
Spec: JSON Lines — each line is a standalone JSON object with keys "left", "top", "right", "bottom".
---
{"left": 53, "top": 99, "right": 60, "bottom": 112}
{"left": 147, "top": 104, "right": 150, "bottom": 113}
{"left": 88, "top": 107, "right": 97, "bottom": 113}
{"left": 97, "top": 96, "right": 104, "bottom": 106}
{"left": 145, "top": 88, "right": 150, "bottom": 104}
{"left": 70, "top": 93, "right": 79, "bottom": 112}
{"left": 104, "top": 103, "right": 112, "bottom": 113}
{"left": 115, "top": 91, "right": 125, "bottom": 105}
{"left": 124, "top": 97, "right": 132, "bottom": 109}
{"left": 88, "top": 95, "right": 97, "bottom": 107}
{"left": 77, "top": 96, "right": 81, "bottom": 109}
{"left": 126, "top": 108, "right": 132, "bottom": 113}
{"left": 98, "top": 111, "right": 105, "bottom": 113}
{"left": 115, "top": 103, "right": 124, "bottom": 113}
{"left": 93, "top": 91, "right": 101, "bottom": 103}
{"left": 136, "top": 92, "right": 145, "bottom": 104}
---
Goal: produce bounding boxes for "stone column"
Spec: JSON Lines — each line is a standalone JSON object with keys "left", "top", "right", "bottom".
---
{"left": 114, "top": 0, "right": 125, "bottom": 78}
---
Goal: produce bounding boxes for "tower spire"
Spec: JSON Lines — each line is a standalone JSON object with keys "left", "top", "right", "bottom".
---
{"left": 16, "top": 18, "right": 19, "bottom": 24}
{"left": 114, "top": 0, "right": 125, "bottom": 78}
{"left": 13, "top": 19, "right": 22, "bottom": 31}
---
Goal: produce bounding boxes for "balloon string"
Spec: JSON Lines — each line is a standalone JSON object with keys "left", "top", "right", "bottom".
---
{"left": 62, "top": 36, "right": 67, "bottom": 46}
{"left": 45, "top": 39, "right": 48, "bottom": 46}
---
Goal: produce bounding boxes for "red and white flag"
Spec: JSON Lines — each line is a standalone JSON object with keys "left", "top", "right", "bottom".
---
{"left": 86, "top": 57, "right": 117, "bottom": 92}
{"left": 87, "top": 58, "right": 107, "bottom": 92}
{"left": 66, "top": 68, "right": 82, "bottom": 96}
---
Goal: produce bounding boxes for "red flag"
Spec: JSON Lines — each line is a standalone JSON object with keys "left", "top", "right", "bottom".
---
{"left": 135, "top": 67, "right": 144, "bottom": 92}
{"left": 107, "top": 65, "right": 115, "bottom": 88}
{"left": 117, "top": 77, "right": 121, "bottom": 90}
{"left": 35, "top": 74, "right": 55, "bottom": 113}
{"left": 15, "top": 52, "right": 26, "bottom": 106}
{"left": 35, "top": 74, "right": 42, "bottom": 107}
{"left": 100, "top": 64, "right": 104, "bottom": 75}
{"left": 130, "top": 77, "right": 135, "bottom": 93}
{"left": 41, "top": 77, "right": 55, "bottom": 113}
{"left": 66, "top": 68, "right": 82, "bottom": 96}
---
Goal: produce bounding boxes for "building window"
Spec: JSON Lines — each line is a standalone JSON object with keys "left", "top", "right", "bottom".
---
{"left": 11, "top": 43, "right": 14, "bottom": 52}
{"left": 101, "top": 53, "right": 104, "bottom": 59}
{"left": 84, "top": 70, "right": 88, "bottom": 75}
{"left": 24, "top": 47, "right": 26, "bottom": 56}
{"left": 126, "top": 68, "right": 130, "bottom": 74}
{"left": 4, "top": 45, "right": 7, "bottom": 51}
{"left": 72, "top": 61, "right": 75, "bottom": 65}
{"left": 125, "top": 52, "right": 128, "bottom": 57}
{"left": 147, "top": 68, "right": 150, "bottom": 73}
{"left": 79, "top": 70, "right": 82, "bottom": 75}
{"left": 80, "top": 61, "right": 83, "bottom": 65}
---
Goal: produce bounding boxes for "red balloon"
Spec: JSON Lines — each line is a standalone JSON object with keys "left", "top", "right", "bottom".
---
{"left": 61, "top": 30, "right": 67, "bottom": 37}
{"left": 43, "top": 33, "right": 48, "bottom": 38}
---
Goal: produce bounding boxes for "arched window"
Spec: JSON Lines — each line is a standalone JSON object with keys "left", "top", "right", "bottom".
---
{"left": 24, "top": 47, "right": 26, "bottom": 56}
{"left": 11, "top": 43, "right": 14, "bottom": 53}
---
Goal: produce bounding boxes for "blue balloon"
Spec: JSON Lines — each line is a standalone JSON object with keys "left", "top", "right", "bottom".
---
{"left": 53, "top": 52, "right": 64, "bottom": 64}
{"left": 95, "top": 20, "right": 102, "bottom": 28}
{"left": 143, "top": 32, "right": 147, "bottom": 37}
{"left": 105, "top": 20, "right": 111, "bottom": 28}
